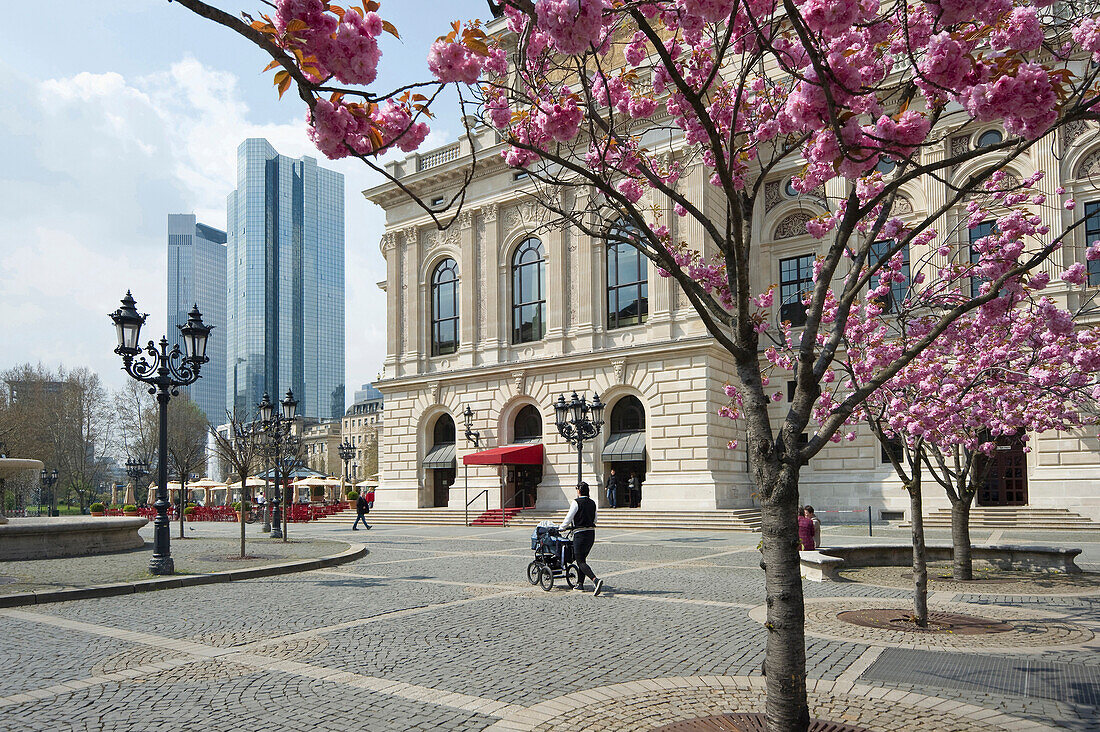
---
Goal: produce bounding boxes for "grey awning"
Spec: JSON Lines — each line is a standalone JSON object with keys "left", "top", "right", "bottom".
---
{"left": 602, "top": 432, "right": 646, "bottom": 461}
{"left": 423, "top": 443, "right": 457, "bottom": 469}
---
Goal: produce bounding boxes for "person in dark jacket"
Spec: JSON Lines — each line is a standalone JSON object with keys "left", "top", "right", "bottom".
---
{"left": 559, "top": 482, "right": 604, "bottom": 595}
{"left": 353, "top": 493, "right": 371, "bottom": 530}
{"left": 606, "top": 469, "right": 619, "bottom": 508}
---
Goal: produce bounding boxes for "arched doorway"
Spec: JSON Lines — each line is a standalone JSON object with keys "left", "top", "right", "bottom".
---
{"left": 603, "top": 395, "right": 647, "bottom": 508}
{"left": 424, "top": 414, "right": 456, "bottom": 507}
{"left": 977, "top": 434, "right": 1028, "bottom": 506}
{"left": 509, "top": 404, "right": 543, "bottom": 508}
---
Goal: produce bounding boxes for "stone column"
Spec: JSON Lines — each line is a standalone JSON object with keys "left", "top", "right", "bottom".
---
{"left": 458, "top": 210, "right": 477, "bottom": 368}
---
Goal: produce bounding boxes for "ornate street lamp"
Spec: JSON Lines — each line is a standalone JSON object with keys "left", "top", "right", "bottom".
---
{"left": 552, "top": 391, "right": 605, "bottom": 488}
{"left": 39, "top": 468, "right": 59, "bottom": 517}
{"left": 110, "top": 291, "right": 212, "bottom": 575}
{"left": 124, "top": 458, "right": 149, "bottom": 512}
{"left": 258, "top": 389, "right": 299, "bottom": 540}
{"left": 462, "top": 405, "right": 481, "bottom": 449}
{"left": 338, "top": 439, "right": 355, "bottom": 501}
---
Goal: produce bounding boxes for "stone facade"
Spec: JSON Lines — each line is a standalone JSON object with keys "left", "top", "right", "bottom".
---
{"left": 302, "top": 420, "right": 341, "bottom": 478}
{"left": 341, "top": 387, "right": 383, "bottom": 482}
{"left": 364, "top": 121, "right": 1100, "bottom": 520}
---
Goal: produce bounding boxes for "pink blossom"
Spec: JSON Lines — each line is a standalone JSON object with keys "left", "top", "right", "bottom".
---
{"left": 1065, "top": 199, "right": 1077, "bottom": 211}
{"left": 991, "top": 7, "right": 1043, "bottom": 51}
{"left": 1087, "top": 243, "right": 1100, "bottom": 261}
{"left": 428, "top": 38, "right": 485, "bottom": 84}
{"left": 535, "top": 0, "right": 606, "bottom": 55}
{"left": 1062, "top": 262, "right": 1088, "bottom": 286}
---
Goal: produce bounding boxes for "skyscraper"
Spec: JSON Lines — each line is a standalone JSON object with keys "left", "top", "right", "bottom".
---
{"left": 226, "top": 138, "right": 345, "bottom": 421}
{"left": 167, "top": 214, "right": 227, "bottom": 425}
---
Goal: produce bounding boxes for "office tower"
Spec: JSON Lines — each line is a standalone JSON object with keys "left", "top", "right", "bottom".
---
{"left": 226, "top": 138, "right": 345, "bottom": 421}
{"left": 167, "top": 214, "right": 227, "bottom": 425}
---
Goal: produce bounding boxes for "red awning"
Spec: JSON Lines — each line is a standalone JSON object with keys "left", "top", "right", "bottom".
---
{"left": 462, "top": 443, "right": 544, "bottom": 466}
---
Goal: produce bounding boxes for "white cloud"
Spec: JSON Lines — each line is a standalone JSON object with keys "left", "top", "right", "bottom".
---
{"left": 1, "top": 58, "right": 396, "bottom": 405}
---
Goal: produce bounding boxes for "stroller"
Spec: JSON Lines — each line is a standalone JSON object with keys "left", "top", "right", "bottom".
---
{"left": 527, "top": 522, "right": 581, "bottom": 591}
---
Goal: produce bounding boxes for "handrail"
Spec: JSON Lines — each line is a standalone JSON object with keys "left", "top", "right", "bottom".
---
{"left": 501, "top": 492, "right": 525, "bottom": 527}
{"left": 465, "top": 489, "right": 489, "bottom": 526}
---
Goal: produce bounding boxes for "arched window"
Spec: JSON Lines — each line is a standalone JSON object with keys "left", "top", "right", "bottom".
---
{"left": 610, "top": 396, "right": 645, "bottom": 434}
{"left": 607, "top": 224, "right": 648, "bottom": 329}
{"left": 976, "top": 129, "right": 1003, "bottom": 148}
{"left": 514, "top": 404, "right": 542, "bottom": 442}
{"left": 512, "top": 238, "right": 546, "bottom": 343}
{"left": 433, "top": 414, "right": 456, "bottom": 445}
{"left": 431, "top": 258, "right": 459, "bottom": 356}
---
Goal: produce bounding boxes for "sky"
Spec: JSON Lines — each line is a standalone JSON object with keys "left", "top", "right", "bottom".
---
{"left": 0, "top": 0, "right": 486, "bottom": 407}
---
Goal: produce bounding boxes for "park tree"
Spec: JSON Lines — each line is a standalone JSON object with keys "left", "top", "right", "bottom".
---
{"left": 166, "top": 395, "right": 210, "bottom": 538}
{"left": 167, "top": 1, "right": 1100, "bottom": 728}
{"left": 770, "top": 242, "right": 1100, "bottom": 623}
{"left": 115, "top": 380, "right": 159, "bottom": 471}
{"left": 210, "top": 411, "right": 265, "bottom": 558}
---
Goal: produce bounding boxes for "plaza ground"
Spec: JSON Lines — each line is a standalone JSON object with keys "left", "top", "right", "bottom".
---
{"left": 2, "top": 520, "right": 1098, "bottom": 731}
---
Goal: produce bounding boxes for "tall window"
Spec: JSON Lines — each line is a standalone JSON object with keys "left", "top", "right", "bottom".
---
{"left": 610, "top": 395, "right": 646, "bottom": 433}
{"left": 779, "top": 254, "right": 814, "bottom": 326}
{"left": 607, "top": 226, "right": 648, "bottom": 329}
{"left": 869, "top": 240, "right": 910, "bottom": 313}
{"left": 969, "top": 220, "right": 995, "bottom": 298}
{"left": 512, "top": 238, "right": 546, "bottom": 343}
{"left": 514, "top": 404, "right": 542, "bottom": 442}
{"left": 433, "top": 414, "right": 456, "bottom": 445}
{"left": 431, "top": 258, "right": 459, "bottom": 356}
{"left": 1085, "top": 202, "right": 1100, "bottom": 286}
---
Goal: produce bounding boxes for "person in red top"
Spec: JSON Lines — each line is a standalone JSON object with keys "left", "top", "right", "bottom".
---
{"left": 797, "top": 506, "right": 819, "bottom": 551}
{"left": 365, "top": 487, "right": 376, "bottom": 511}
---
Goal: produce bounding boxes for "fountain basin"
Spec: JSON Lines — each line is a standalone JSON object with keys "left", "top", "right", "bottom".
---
{"left": 0, "top": 517, "right": 148, "bottom": 560}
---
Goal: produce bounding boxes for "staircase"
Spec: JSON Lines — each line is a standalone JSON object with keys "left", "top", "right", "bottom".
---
{"left": 470, "top": 507, "right": 529, "bottom": 526}
{"left": 313, "top": 507, "right": 762, "bottom": 531}
{"left": 509, "top": 508, "right": 762, "bottom": 532}
{"left": 905, "top": 507, "right": 1100, "bottom": 532}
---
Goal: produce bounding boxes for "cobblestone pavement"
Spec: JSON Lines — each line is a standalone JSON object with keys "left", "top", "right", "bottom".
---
{"left": 2, "top": 522, "right": 1097, "bottom": 731}
{"left": 0, "top": 521, "right": 349, "bottom": 594}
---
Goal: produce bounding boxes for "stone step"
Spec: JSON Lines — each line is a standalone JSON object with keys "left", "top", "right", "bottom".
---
{"left": 903, "top": 506, "right": 1100, "bottom": 531}
{"left": 314, "top": 508, "right": 763, "bottom": 531}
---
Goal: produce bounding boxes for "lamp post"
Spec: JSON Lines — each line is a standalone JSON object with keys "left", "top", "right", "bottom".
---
{"left": 39, "top": 469, "right": 59, "bottom": 517}
{"left": 338, "top": 439, "right": 355, "bottom": 502}
{"left": 552, "top": 391, "right": 605, "bottom": 488}
{"left": 258, "top": 389, "right": 298, "bottom": 541}
{"left": 110, "top": 291, "right": 212, "bottom": 575}
{"left": 125, "top": 458, "right": 148, "bottom": 510}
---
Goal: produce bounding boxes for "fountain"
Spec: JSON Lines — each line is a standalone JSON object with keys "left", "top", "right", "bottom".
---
{"left": 0, "top": 456, "right": 147, "bottom": 560}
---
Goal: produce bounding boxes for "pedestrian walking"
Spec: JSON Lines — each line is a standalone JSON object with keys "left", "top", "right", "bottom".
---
{"left": 805, "top": 505, "right": 821, "bottom": 548}
{"left": 559, "top": 482, "right": 604, "bottom": 596}
{"left": 606, "top": 469, "right": 619, "bottom": 508}
{"left": 353, "top": 493, "right": 371, "bottom": 530}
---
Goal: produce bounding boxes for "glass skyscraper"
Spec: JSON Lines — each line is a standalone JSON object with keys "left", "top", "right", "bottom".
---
{"left": 226, "top": 138, "right": 345, "bottom": 421}
{"left": 167, "top": 214, "right": 227, "bottom": 425}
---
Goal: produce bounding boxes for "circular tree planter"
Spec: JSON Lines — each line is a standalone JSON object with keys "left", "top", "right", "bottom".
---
{"left": 657, "top": 713, "right": 869, "bottom": 732}
{"left": 837, "top": 608, "right": 1014, "bottom": 635}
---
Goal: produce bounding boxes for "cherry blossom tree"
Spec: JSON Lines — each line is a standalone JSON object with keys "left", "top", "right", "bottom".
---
{"left": 166, "top": 1, "right": 1100, "bottom": 729}
{"left": 775, "top": 238, "right": 1100, "bottom": 622}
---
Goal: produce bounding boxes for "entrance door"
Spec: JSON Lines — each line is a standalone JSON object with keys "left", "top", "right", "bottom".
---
{"left": 609, "top": 461, "right": 646, "bottom": 507}
{"left": 432, "top": 467, "right": 455, "bottom": 507}
{"left": 977, "top": 437, "right": 1028, "bottom": 506}
{"left": 509, "top": 465, "right": 542, "bottom": 508}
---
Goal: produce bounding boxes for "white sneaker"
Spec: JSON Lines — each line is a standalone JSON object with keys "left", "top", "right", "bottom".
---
{"left": 593, "top": 579, "right": 604, "bottom": 596}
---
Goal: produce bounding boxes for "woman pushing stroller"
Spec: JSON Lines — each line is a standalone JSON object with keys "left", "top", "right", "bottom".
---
{"left": 559, "top": 482, "right": 605, "bottom": 596}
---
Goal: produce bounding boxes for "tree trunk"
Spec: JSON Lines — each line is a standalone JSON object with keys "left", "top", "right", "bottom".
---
{"left": 760, "top": 476, "right": 810, "bottom": 732}
{"left": 240, "top": 502, "right": 246, "bottom": 558}
{"left": 908, "top": 482, "right": 927, "bottom": 627}
{"left": 950, "top": 498, "right": 973, "bottom": 580}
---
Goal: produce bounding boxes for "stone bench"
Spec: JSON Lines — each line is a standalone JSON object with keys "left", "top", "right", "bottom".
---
{"left": 799, "top": 543, "right": 1082, "bottom": 581}
{"left": 0, "top": 517, "right": 148, "bottom": 560}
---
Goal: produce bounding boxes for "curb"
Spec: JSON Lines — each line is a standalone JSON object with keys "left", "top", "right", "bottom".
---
{"left": 0, "top": 543, "right": 366, "bottom": 608}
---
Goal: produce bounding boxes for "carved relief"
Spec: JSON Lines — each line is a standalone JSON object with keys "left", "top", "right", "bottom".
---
{"left": 893, "top": 196, "right": 914, "bottom": 215}
{"left": 511, "top": 370, "right": 526, "bottom": 395}
{"left": 457, "top": 210, "right": 474, "bottom": 229}
{"left": 428, "top": 382, "right": 440, "bottom": 403}
{"left": 764, "top": 180, "right": 782, "bottom": 211}
{"left": 1062, "top": 120, "right": 1088, "bottom": 154}
{"left": 397, "top": 244, "right": 406, "bottom": 355}
{"left": 610, "top": 358, "right": 626, "bottom": 384}
{"left": 950, "top": 135, "right": 970, "bottom": 157}
{"left": 423, "top": 226, "right": 461, "bottom": 251}
{"left": 1076, "top": 149, "right": 1100, "bottom": 180}
{"left": 380, "top": 232, "right": 397, "bottom": 252}
{"left": 482, "top": 202, "right": 499, "bottom": 222}
{"left": 774, "top": 212, "right": 815, "bottom": 240}
{"left": 504, "top": 201, "right": 550, "bottom": 233}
